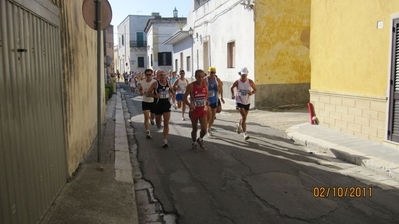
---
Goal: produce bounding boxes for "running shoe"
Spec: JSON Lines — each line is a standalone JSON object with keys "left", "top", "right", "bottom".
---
{"left": 162, "top": 139, "right": 169, "bottom": 148}
{"left": 243, "top": 132, "right": 250, "bottom": 140}
{"left": 192, "top": 142, "right": 198, "bottom": 152}
{"left": 150, "top": 119, "right": 155, "bottom": 125}
{"left": 173, "top": 104, "right": 177, "bottom": 110}
{"left": 182, "top": 117, "right": 186, "bottom": 121}
{"left": 196, "top": 138, "right": 206, "bottom": 150}
{"left": 235, "top": 123, "right": 242, "bottom": 134}
{"left": 146, "top": 131, "right": 152, "bottom": 139}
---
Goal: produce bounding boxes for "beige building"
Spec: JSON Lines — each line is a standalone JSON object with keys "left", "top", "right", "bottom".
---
{"left": 309, "top": 0, "right": 399, "bottom": 147}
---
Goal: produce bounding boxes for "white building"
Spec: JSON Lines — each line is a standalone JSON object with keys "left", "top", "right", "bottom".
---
{"left": 164, "top": 0, "right": 255, "bottom": 106}
{"left": 163, "top": 29, "right": 193, "bottom": 78}
{"left": 144, "top": 12, "right": 187, "bottom": 71}
{"left": 117, "top": 15, "right": 154, "bottom": 73}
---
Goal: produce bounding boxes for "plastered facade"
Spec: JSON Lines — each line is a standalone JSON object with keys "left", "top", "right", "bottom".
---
{"left": 310, "top": 0, "right": 399, "bottom": 143}
{"left": 60, "top": 0, "right": 105, "bottom": 176}
{"left": 254, "top": 0, "right": 311, "bottom": 109}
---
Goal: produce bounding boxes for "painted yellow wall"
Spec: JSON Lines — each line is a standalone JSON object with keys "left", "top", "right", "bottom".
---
{"left": 255, "top": 0, "right": 311, "bottom": 85}
{"left": 60, "top": 0, "right": 105, "bottom": 176}
{"left": 310, "top": 0, "right": 399, "bottom": 97}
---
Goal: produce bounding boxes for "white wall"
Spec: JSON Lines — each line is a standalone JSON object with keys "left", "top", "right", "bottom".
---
{"left": 187, "top": 0, "right": 254, "bottom": 83}
{"left": 148, "top": 21, "right": 186, "bottom": 71}
{"left": 172, "top": 37, "right": 194, "bottom": 79}
{"left": 117, "top": 15, "right": 153, "bottom": 73}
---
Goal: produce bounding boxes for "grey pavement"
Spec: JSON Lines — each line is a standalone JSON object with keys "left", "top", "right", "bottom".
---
{"left": 40, "top": 91, "right": 139, "bottom": 224}
{"left": 287, "top": 123, "right": 399, "bottom": 182}
{"left": 40, "top": 81, "right": 399, "bottom": 223}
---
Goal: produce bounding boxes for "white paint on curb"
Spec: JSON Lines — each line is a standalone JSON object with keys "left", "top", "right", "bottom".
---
{"left": 115, "top": 92, "right": 133, "bottom": 183}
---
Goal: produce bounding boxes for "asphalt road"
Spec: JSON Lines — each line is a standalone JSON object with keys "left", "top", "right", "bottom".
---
{"left": 121, "top": 84, "right": 399, "bottom": 224}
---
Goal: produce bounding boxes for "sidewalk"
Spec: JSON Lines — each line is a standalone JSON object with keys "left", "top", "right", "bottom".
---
{"left": 40, "top": 92, "right": 139, "bottom": 224}
{"left": 286, "top": 123, "right": 399, "bottom": 181}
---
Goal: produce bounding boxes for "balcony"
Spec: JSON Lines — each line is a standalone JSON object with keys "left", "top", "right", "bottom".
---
{"left": 130, "top": 41, "right": 147, "bottom": 48}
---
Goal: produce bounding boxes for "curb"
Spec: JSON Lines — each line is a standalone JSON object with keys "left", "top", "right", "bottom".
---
{"left": 115, "top": 92, "right": 140, "bottom": 224}
{"left": 286, "top": 124, "right": 399, "bottom": 181}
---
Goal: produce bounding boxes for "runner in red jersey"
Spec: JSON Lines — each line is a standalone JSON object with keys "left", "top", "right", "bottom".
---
{"left": 183, "top": 70, "right": 208, "bottom": 152}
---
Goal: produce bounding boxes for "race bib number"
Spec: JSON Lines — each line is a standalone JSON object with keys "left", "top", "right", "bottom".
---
{"left": 194, "top": 98, "right": 206, "bottom": 107}
{"left": 209, "top": 90, "right": 216, "bottom": 97}
{"left": 159, "top": 90, "right": 170, "bottom": 99}
{"left": 239, "top": 90, "right": 249, "bottom": 96}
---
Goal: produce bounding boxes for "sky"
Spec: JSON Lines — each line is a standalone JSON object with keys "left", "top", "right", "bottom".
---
{"left": 107, "top": 0, "right": 191, "bottom": 43}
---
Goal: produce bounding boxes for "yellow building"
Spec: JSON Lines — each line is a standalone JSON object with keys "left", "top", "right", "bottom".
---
{"left": 255, "top": 0, "right": 311, "bottom": 109}
{"left": 309, "top": 0, "right": 399, "bottom": 146}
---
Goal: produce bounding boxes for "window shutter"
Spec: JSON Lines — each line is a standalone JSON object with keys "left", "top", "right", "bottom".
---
{"left": 389, "top": 20, "right": 399, "bottom": 142}
{"left": 166, "top": 52, "right": 172, "bottom": 66}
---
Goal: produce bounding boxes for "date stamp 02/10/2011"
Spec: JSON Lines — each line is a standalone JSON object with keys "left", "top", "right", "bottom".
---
{"left": 313, "top": 186, "right": 373, "bottom": 198}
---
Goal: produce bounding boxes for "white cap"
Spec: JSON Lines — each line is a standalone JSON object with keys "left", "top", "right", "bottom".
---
{"left": 238, "top": 67, "right": 249, "bottom": 75}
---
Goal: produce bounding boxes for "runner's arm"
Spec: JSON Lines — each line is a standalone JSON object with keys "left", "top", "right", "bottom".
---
{"left": 183, "top": 84, "right": 195, "bottom": 110}
{"left": 173, "top": 79, "right": 179, "bottom": 90}
{"left": 147, "top": 82, "right": 158, "bottom": 98}
{"left": 217, "top": 78, "right": 225, "bottom": 103}
{"left": 248, "top": 79, "right": 257, "bottom": 96}
{"left": 230, "top": 81, "right": 238, "bottom": 99}
{"left": 138, "top": 85, "right": 144, "bottom": 96}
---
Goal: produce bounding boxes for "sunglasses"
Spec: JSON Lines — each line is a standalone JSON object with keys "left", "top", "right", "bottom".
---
{"left": 210, "top": 72, "right": 215, "bottom": 74}
{"left": 145, "top": 74, "right": 152, "bottom": 76}
{"left": 159, "top": 74, "right": 166, "bottom": 76}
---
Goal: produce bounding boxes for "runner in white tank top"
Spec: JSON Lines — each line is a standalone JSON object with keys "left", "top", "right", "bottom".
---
{"left": 139, "top": 69, "right": 157, "bottom": 139}
{"left": 173, "top": 70, "right": 190, "bottom": 120}
{"left": 230, "top": 67, "right": 257, "bottom": 140}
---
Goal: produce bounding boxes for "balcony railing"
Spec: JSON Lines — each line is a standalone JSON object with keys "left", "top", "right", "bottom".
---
{"left": 130, "top": 41, "right": 147, "bottom": 48}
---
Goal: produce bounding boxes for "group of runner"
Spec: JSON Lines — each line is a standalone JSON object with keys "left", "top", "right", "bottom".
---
{"left": 136, "top": 67, "right": 257, "bottom": 151}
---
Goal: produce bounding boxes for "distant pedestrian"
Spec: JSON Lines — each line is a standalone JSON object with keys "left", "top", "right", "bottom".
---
{"left": 173, "top": 70, "right": 190, "bottom": 120}
{"left": 138, "top": 69, "right": 156, "bottom": 139}
{"left": 183, "top": 69, "right": 208, "bottom": 152}
{"left": 230, "top": 67, "right": 257, "bottom": 140}
{"left": 129, "top": 72, "right": 136, "bottom": 94}
{"left": 110, "top": 73, "right": 117, "bottom": 94}
{"left": 147, "top": 70, "right": 175, "bottom": 148}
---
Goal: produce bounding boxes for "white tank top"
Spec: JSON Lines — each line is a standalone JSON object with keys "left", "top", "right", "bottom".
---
{"left": 141, "top": 79, "right": 156, "bottom": 103}
{"left": 235, "top": 79, "right": 251, "bottom": 105}
{"left": 175, "top": 78, "right": 189, "bottom": 94}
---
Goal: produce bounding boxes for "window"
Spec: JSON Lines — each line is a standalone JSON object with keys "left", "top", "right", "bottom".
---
{"left": 175, "top": 59, "right": 178, "bottom": 71}
{"left": 122, "top": 35, "right": 124, "bottom": 46}
{"left": 180, "top": 52, "right": 183, "bottom": 70}
{"left": 227, "top": 41, "right": 235, "bottom": 68}
{"left": 138, "top": 57, "right": 144, "bottom": 68}
{"left": 158, "top": 52, "right": 172, "bottom": 66}
{"left": 151, "top": 54, "right": 153, "bottom": 66}
{"left": 186, "top": 56, "right": 191, "bottom": 71}
{"left": 136, "top": 32, "right": 144, "bottom": 47}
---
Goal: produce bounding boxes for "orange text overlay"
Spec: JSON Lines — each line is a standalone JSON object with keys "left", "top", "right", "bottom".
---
{"left": 313, "top": 187, "right": 372, "bottom": 198}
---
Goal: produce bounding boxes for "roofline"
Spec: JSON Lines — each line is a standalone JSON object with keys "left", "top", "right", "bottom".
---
{"left": 163, "top": 30, "right": 191, "bottom": 45}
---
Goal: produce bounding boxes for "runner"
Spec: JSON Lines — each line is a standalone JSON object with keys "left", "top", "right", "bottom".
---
{"left": 138, "top": 69, "right": 157, "bottom": 139}
{"left": 129, "top": 72, "right": 136, "bottom": 94}
{"left": 183, "top": 69, "right": 208, "bottom": 151}
{"left": 173, "top": 70, "right": 190, "bottom": 120}
{"left": 230, "top": 67, "right": 257, "bottom": 140}
{"left": 147, "top": 70, "right": 175, "bottom": 148}
{"left": 205, "top": 67, "right": 224, "bottom": 137}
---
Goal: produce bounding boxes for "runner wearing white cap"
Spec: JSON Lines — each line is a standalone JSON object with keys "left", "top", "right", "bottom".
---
{"left": 230, "top": 67, "right": 257, "bottom": 140}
